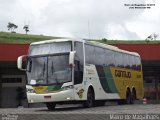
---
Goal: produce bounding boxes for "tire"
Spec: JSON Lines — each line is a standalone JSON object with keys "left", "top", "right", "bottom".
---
{"left": 83, "top": 88, "right": 95, "bottom": 108}
{"left": 46, "top": 102, "right": 56, "bottom": 110}
{"left": 131, "top": 89, "right": 136, "bottom": 104}
{"left": 125, "top": 90, "right": 131, "bottom": 104}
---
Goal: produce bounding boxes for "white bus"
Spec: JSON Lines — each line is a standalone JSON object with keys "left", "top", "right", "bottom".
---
{"left": 17, "top": 39, "right": 144, "bottom": 110}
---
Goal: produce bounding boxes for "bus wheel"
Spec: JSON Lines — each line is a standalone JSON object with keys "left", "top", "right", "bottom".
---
{"left": 83, "top": 88, "right": 95, "bottom": 108}
{"left": 131, "top": 89, "right": 136, "bottom": 104}
{"left": 46, "top": 102, "right": 56, "bottom": 110}
{"left": 125, "top": 90, "right": 131, "bottom": 104}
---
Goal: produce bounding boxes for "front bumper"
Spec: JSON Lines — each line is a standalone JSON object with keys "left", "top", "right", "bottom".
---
{"left": 27, "top": 89, "right": 74, "bottom": 103}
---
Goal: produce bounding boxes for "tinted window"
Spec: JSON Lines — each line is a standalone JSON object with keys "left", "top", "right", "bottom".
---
{"left": 75, "top": 42, "right": 84, "bottom": 65}
{"left": 114, "top": 52, "right": 123, "bottom": 67}
{"left": 132, "top": 56, "right": 137, "bottom": 70}
{"left": 128, "top": 55, "right": 135, "bottom": 69}
{"left": 85, "top": 44, "right": 95, "bottom": 64}
{"left": 105, "top": 49, "right": 115, "bottom": 66}
{"left": 29, "top": 42, "right": 71, "bottom": 56}
{"left": 123, "top": 54, "right": 129, "bottom": 69}
{"left": 48, "top": 55, "right": 71, "bottom": 84}
{"left": 95, "top": 47, "right": 105, "bottom": 65}
{"left": 74, "top": 42, "right": 84, "bottom": 84}
{"left": 135, "top": 56, "right": 141, "bottom": 70}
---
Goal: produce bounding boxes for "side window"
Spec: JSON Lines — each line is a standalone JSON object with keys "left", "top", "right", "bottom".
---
{"left": 105, "top": 50, "right": 115, "bottom": 66}
{"left": 127, "top": 55, "right": 131, "bottom": 69}
{"left": 75, "top": 42, "right": 84, "bottom": 65}
{"left": 135, "top": 56, "right": 141, "bottom": 71}
{"left": 114, "top": 52, "right": 123, "bottom": 68}
{"left": 94, "top": 47, "right": 105, "bottom": 65}
{"left": 128, "top": 55, "right": 135, "bottom": 70}
{"left": 74, "top": 42, "right": 84, "bottom": 84}
{"left": 85, "top": 44, "right": 95, "bottom": 64}
{"left": 123, "top": 54, "right": 129, "bottom": 69}
{"left": 132, "top": 56, "right": 137, "bottom": 70}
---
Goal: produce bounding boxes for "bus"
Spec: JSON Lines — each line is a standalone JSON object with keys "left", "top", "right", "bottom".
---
{"left": 17, "top": 39, "right": 144, "bottom": 110}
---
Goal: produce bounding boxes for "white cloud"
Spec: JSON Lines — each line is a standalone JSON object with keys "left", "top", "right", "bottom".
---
{"left": 126, "top": 0, "right": 160, "bottom": 39}
{"left": 106, "top": 23, "right": 139, "bottom": 40}
{"left": 0, "top": 0, "right": 159, "bottom": 40}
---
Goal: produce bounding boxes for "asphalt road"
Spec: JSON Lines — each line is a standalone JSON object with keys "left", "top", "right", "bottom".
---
{"left": 0, "top": 103, "right": 160, "bottom": 120}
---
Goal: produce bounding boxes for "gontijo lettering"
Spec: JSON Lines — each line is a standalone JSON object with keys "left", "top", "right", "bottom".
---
{"left": 115, "top": 70, "right": 131, "bottom": 78}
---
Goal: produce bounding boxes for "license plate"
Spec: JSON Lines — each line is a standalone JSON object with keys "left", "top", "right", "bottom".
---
{"left": 44, "top": 96, "right": 51, "bottom": 99}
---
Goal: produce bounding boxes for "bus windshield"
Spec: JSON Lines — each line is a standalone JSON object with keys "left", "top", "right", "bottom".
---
{"left": 27, "top": 54, "right": 71, "bottom": 85}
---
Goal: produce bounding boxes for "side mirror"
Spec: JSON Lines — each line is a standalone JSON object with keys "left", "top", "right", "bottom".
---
{"left": 17, "top": 55, "right": 27, "bottom": 71}
{"left": 69, "top": 51, "right": 76, "bottom": 67}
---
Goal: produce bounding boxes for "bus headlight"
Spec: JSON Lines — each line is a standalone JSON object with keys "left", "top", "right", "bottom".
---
{"left": 27, "top": 88, "right": 35, "bottom": 93}
{"left": 61, "top": 85, "right": 73, "bottom": 91}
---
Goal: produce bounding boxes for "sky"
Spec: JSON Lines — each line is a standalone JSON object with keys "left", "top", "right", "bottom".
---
{"left": 0, "top": 0, "right": 160, "bottom": 40}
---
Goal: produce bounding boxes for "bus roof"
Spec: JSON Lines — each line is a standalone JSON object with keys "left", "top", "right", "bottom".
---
{"left": 31, "top": 39, "right": 140, "bottom": 57}
{"left": 87, "top": 41, "right": 140, "bottom": 57}
{"left": 31, "top": 38, "right": 90, "bottom": 46}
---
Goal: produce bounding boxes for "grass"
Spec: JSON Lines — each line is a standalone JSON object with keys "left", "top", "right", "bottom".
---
{"left": 0, "top": 32, "right": 63, "bottom": 44}
{"left": 0, "top": 32, "right": 160, "bottom": 44}
{"left": 86, "top": 39, "right": 160, "bottom": 44}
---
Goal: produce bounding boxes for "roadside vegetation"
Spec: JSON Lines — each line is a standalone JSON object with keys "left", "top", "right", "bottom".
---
{"left": 0, "top": 31, "right": 160, "bottom": 44}
{"left": 0, "top": 32, "right": 63, "bottom": 44}
{"left": 87, "top": 39, "right": 160, "bottom": 44}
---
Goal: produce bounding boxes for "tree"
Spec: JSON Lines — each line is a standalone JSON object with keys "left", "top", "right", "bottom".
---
{"left": 153, "top": 33, "right": 158, "bottom": 40}
{"left": 23, "top": 25, "right": 30, "bottom": 34}
{"left": 7, "top": 22, "right": 12, "bottom": 32}
{"left": 7, "top": 22, "right": 18, "bottom": 33}
{"left": 145, "top": 39, "right": 150, "bottom": 44}
{"left": 102, "top": 38, "right": 108, "bottom": 43}
{"left": 146, "top": 33, "right": 159, "bottom": 41}
{"left": 146, "top": 35, "right": 153, "bottom": 40}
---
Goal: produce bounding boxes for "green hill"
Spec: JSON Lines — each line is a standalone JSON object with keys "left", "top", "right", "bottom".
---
{"left": 88, "top": 39, "right": 160, "bottom": 44}
{"left": 0, "top": 32, "right": 160, "bottom": 44}
{"left": 0, "top": 32, "right": 63, "bottom": 44}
